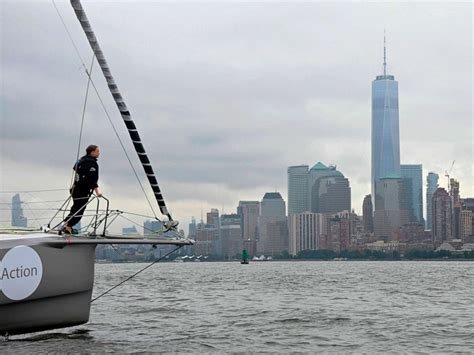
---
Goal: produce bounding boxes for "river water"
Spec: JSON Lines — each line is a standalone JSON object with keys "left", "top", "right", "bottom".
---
{"left": 2, "top": 261, "right": 473, "bottom": 353}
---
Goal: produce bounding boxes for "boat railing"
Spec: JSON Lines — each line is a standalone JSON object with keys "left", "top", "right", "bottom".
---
{"left": 48, "top": 194, "right": 113, "bottom": 236}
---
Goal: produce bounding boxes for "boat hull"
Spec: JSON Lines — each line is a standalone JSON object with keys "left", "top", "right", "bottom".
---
{"left": 0, "top": 236, "right": 95, "bottom": 335}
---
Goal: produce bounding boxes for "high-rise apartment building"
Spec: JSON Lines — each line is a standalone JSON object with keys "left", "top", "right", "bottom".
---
{"left": 401, "top": 164, "right": 423, "bottom": 224}
{"left": 432, "top": 187, "right": 452, "bottom": 246}
{"left": 288, "top": 212, "right": 326, "bottom": 256}
{"left": 426, "top": 172, "right": 439, "bottom": 230}
{"left": 371, "top": 38, "right": 401, "bottom": 207}
{"left": 287, "top": 165, "right": 309, "bottom": 215}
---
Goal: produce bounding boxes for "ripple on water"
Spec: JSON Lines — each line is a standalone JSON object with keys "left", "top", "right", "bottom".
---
{"left": 2, "top": 261, "right": 473, "bottom": 353}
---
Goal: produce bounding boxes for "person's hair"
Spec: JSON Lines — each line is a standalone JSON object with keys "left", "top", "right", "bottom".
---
{"left": 86, "top": 144, "right": 99, "bottom": 155}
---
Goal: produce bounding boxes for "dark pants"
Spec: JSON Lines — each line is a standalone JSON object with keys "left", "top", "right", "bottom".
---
{"left": 64, "top": 188, "right": 91, "bottom": 228}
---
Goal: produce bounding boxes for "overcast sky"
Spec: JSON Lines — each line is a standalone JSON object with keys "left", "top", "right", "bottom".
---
{"left": 0, "top": 1, "right": 472, "bottom": 234}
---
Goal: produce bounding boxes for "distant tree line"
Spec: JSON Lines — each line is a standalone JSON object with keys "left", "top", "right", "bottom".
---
{"left": 404, "top": 249, "right": 474, "bottom": 260}
{"left": 274, "top": 249, "right": 474, "bottom": 261}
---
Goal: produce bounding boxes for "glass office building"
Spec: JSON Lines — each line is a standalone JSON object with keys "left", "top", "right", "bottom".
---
{"left": 371, "top": 53, "right": 401, "bottom": 206}
{"left": 401, "top": 164, "right": 423, "bottom": 224}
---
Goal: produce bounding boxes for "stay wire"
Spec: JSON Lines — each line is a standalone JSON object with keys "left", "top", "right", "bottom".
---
{"left": 70, "top": 54, "right": 95, "bottom": 190}
{"left": 0, "top": 189, "right": 68, "bottom": 194}
{"left": 90, "top": 245, "right": 183, "bottom": 303}
{"left": 52, "top": 0, "right": 159, "bottom": 220}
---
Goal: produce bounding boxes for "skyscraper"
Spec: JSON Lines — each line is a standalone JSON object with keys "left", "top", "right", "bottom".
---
{"left": 257, "top": 192, "right": 288, "bottom": 256}
{"left": 288, "top": 212, "right": 326, "bottom": 256}
{"left": 188, "top": 217, "right": 197, "bottom": 239}
{"left": 287, "top": 165, "right": 309, "bottom": 215}
{"left": 238, "top": 201, "right": 260, "bottom": 241}
{"left": 450, "top": 178, "right": 461, "bottom": 239}
{"left": 401, "top": 164, "right": 423, "bottom": 224}
{"left": 374, "top": 177, "right": 410, "bottom": 239}
{"left": 11, "top": 193, "right": 27, "bottom": 228}
{"left": 426, "top": 172, "right": 439, "bottom": 230}
{"left": 432, "top": 187, "right": 452, "bottom": 246}
{"left": 308, "top": 162, "right": 335, "bottom": 210}
{"left": 309, "top": 163, "right": 351, "bottom": 214}
{"left": 371, "top": 36, "right": 401, "bottom": 206}
{"left": 220, "top": 214, "right": 242, "bottom": 259}
{"left": 363, "top": 194, "right": 374, "bottom": 233}
{"left": 206, "top": 208, "right": 219, "bottom": 228}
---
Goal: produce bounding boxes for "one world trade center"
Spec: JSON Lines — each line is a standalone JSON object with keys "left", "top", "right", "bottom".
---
{"left": 371, "top": 36, "right": 401, "bottom": 205}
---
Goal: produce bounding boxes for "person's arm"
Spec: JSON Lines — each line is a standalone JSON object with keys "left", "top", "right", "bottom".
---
{"left": 82, "top": 161, "right": 100, "bottom": 195}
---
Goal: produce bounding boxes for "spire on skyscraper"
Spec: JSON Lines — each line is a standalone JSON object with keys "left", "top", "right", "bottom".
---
{"left": 383, "top": 30, "right": 387, "bottom": 76}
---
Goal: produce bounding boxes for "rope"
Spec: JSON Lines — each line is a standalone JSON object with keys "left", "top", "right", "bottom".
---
{"left": 52, "top": 0, "right": 159, "bottom": 220}
{"left": 68, "top": 55, "right": 96, "bottom": 195}
{"left": 0, "top": 189, "right": 68, "bottom": 194}
{"left": 91, "top": 245, "right": 183, "bottom": 303}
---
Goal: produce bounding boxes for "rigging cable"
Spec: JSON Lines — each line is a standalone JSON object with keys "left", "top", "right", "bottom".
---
{"left": 91, "top": 244, "right": 183, "bottom": 303}
{"left": 51, "top": 0, "right": 159, "bottom": 220}
{"left": 0, "top": 189, "right": 68, "bottom": 194}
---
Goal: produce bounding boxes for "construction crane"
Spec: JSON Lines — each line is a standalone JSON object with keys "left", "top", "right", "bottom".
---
{"left": 444, "top": 160, "right": 455, "bottom": 191}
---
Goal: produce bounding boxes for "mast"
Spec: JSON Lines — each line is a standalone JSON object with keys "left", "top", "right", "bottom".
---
{"left": 70, "top": 0, "right": 176, "bottom": 228}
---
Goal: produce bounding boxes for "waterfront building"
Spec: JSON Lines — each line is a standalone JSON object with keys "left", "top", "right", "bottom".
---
{"left": 287, "top": 165, "right": 309, "bottom": 215}
{"left": 374, "top": 176, "right": 410, "bottom": 239}
{"left": 432, "top": 187, "right": 452, "bottom": 246}
{"left": 327, "top": 211, "right": 352, "bottom": 253}
{"left": 460, "top": 210, "right": 473, "bottom": 241}
{"left": 194, "top": 226, "right": 218, "bottom": 256}
{"left": 220, "top": 214, "right": 242, "bottom": 259}
{"left": 461, "top": 198, "right": 474, "bottom": 238}
{"left": 371, "top": 38, "right": 401, "bottom": 207}
{"left": 11, "top": 193, "right": 27, "bottom": 228}
{"left": 392, "top": 223, "right": 431, "bottom": 244}
{"left": 257, "top": 192, "right": 288, "bottom": 256}
{"left": 288, "top": 212, "right": 326, "bottom": 256}
{"left": 362, "top": 194, "right": 374, "bottom": 233}
{"left": 426, "top": 172, "right": 439, "bottom": 230}
{"left": 401, "top": 164, "right": 423, "bottom": 224}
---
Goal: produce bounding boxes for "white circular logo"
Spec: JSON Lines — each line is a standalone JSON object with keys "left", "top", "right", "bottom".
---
{"left": 0, "top": 246, "right": 43, "bottom": 300}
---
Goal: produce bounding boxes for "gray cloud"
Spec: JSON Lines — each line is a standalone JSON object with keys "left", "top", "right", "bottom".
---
{"left": 1, "top": 1, "right": 472, "bottom": 233}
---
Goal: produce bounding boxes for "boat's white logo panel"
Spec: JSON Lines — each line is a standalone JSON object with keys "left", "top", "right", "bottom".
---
{"left": 0, "top": 246, "right": 43, "bottom": 300}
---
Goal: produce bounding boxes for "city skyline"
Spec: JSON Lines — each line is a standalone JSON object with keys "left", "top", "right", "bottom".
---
{"left": 1, "top": 2, "right": 472, "bottom": 235}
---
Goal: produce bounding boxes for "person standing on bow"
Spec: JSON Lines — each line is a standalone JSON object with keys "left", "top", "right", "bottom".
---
{"left": 62, "top": 144, "right": 103, "bottom": 234}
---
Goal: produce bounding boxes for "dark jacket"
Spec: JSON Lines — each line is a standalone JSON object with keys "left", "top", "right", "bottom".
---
{"left": 72, "top": 155, "right": 99, "bottom": 192}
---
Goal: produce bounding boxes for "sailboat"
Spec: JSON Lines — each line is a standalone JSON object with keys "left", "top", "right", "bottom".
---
{"left": 0, "top": 0, "right": 193, "bottom": 336}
